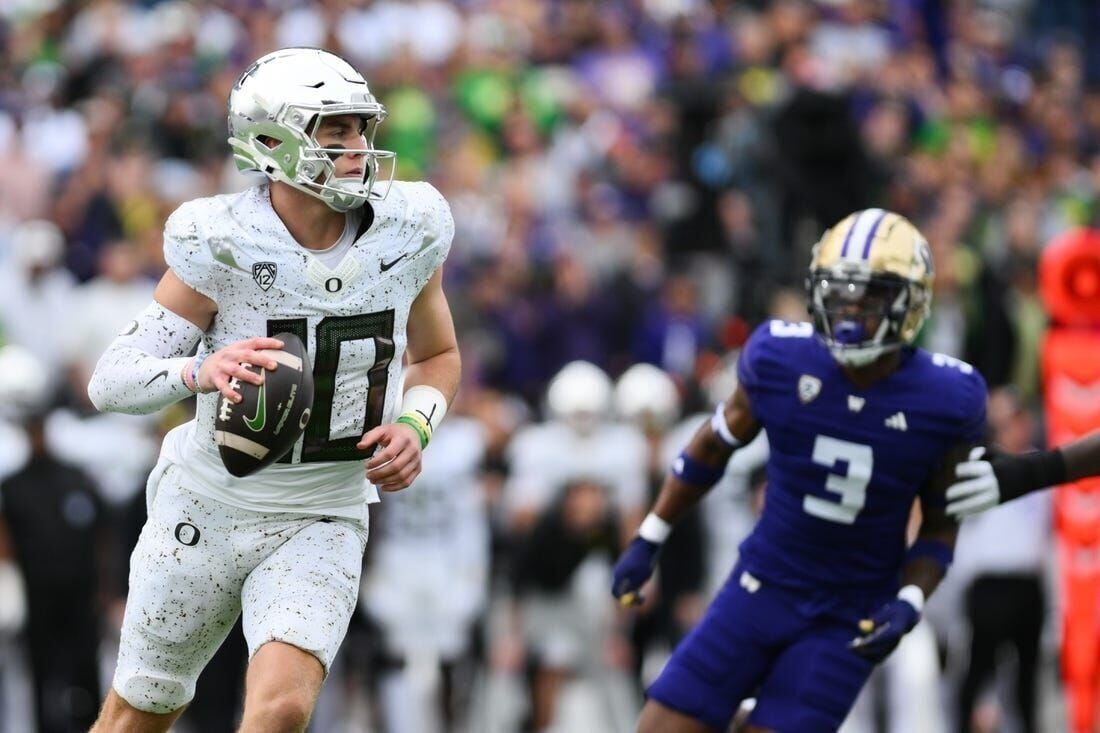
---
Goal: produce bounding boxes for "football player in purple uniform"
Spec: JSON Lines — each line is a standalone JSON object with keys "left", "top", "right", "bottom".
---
{"left": 613, "top": 209, "right": 985, "bottom": 733}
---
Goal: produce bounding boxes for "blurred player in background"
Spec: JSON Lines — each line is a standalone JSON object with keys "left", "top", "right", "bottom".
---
{"left": 613, "top": 209, "right": 987, "bottom": 733}
{"left": 949, "top": 389, "right": 1051, "bottom": 733}
{"left": 84, "top": 47, "right": 460, "bottom": 733}
{"left": 503, "top": 361, "right": 647, "bottom": 731}
{"left": 359, "top": 416, "right": 490, "bottom": 733}
{"left": 0, "top": 345, "right": 105, "bottom": 733}
{"left": 614, "top": 363, "right": 707, "bottom": 686}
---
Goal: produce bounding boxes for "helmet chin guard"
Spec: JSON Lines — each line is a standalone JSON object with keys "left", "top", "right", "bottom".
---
{"left": 227, "top": 48, "right": 396, "bottom": 212}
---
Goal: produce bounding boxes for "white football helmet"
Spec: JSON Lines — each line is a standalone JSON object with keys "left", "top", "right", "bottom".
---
{"left": 0, "top": 345, "right": 49, "bottom": 418}
{"left": 227, "top": 47, "right": 395, "bottom": 212}
{"left": 546, "top": 361, "right": 612, "bottom": 432}
{"left": 614, "top": 363, "right": 680, "bottom": 431}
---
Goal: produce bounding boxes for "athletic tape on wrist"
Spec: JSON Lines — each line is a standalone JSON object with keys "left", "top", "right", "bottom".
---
{"left": 897, "top": 584, "right": 925, "bottom": 614}
{"left": 638, "top": 513, "right": 672, "bottom": 544}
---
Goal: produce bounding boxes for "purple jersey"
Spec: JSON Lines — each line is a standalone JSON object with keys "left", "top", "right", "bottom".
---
{"left": 735, "top": 320, "right": 986, "bottom": 592}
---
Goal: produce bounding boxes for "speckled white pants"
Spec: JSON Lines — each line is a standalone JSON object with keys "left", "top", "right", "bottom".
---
{"left": 114, "top": 464, "right": 369, "bottom": 714}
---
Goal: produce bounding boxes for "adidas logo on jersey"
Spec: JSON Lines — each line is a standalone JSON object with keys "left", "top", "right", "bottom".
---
{"left": 848, "top": 395, "right": 865, "bottom": 412}
{"left": 884, "top": 412, "right": 908, "bottom": 431}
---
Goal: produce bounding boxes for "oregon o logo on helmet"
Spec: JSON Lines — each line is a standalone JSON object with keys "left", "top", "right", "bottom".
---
{"left": 325, "top": 277, "right": 342, "bottom": 293}
{"left": 174, "top": 522, "right": 201, "bottom": 546}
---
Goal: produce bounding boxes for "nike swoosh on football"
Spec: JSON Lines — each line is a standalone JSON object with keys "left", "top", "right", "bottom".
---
{"left": 380, "top": 253, "right": 408, "bottom": 272}
{"left": 244, "top": 380, "right": 267, "bottom": 432}
{"left": 144, "top": 370, "right": 169, "bottom": 387}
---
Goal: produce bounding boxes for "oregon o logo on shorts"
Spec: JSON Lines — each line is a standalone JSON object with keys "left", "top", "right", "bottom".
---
{"left": 174, "top": 522, "right": 201, "bottom": 546}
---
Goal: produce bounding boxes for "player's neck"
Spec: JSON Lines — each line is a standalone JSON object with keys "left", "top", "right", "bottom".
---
{"left": 269, "top": 183, "right": 347, "bottom": 251}
{"left": 840, "top": 350, "right": 902, "bottom": 389}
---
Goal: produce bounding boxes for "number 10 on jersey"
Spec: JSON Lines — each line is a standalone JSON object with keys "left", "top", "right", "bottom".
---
{"left": 268, "top": 311, "right": 395, "bottom": 463}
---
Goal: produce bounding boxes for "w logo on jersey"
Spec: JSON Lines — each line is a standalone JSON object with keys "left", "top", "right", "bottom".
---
{"left": 252, "top": 262, "right": 277, "bottom": 291}
{"left": 798, "top": 375, "right": 822, "bottom": 404}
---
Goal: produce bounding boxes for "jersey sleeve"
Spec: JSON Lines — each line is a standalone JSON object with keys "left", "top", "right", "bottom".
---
{"left": 736, "top": 320, "right": 807, "bottom": 398}
{"left": 736, "top": 322, "right": 770, "bottom": 394}
{"left": 954, "top": 366, "right": 988, "bottom": 444}
{"left": 162, "top": 200, "right": 220, "bottom": 302}
{"left": 409, "top": 182, "right": 455, "bottom": 274}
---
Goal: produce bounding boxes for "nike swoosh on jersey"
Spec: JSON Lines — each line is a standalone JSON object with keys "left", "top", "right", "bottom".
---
{"left": 144, "top": 370, "right": 169, "bottom": 387}
{"left": 244, "top": 381, "right": 267, "bottom": 432}
{"left": 379, "top": 253, "right": 408, "bottom": 272}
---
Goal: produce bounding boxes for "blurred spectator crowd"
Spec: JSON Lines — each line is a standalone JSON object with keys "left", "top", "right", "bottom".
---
{"left": 1, "top": 0, "right": 1099, "bottom": 731}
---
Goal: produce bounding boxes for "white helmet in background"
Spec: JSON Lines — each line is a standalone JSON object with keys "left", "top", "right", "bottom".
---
{"left": 614, "top": 363, "right": 680, "bottom": 432}
{"left": 0, "top": 345, "right": 50, "bottom": 419}
{"left": 703, "top": 355, "right": 740, "bottom": 409}
{"left": 546, "top": 361, "right": 612, "bottom": 432}
{"left": 227, "top": 47, "right": 396, "bottom": 212}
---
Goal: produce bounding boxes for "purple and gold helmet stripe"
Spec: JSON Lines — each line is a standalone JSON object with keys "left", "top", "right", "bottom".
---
{"left": 840, "top": 207, "right": 887, "bottom": 261}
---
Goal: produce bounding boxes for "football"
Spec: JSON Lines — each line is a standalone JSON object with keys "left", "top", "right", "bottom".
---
{"left": 215, "top": 332, "right": 314, "bottom": 477}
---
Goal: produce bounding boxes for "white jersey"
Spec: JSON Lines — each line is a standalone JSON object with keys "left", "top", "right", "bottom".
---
{"left": 362, "top": 417, "right": 490, "bottom": 658}
{"left": 160, "top": 181, "right": 453, "bottom": 519}
{"left": 504, "top": 420, "right": 648, "bottom": 516}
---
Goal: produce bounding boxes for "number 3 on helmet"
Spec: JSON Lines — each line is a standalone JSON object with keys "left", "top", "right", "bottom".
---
{"left": 227, "top": 47, "right": 396, "bottom": 213}
{"left": 806, "top": 208, "right": 934, "bottom": 367}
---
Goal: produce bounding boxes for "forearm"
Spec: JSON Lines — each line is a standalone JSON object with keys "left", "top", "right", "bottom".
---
{"left": 403, "top": 346, "right": 460, "bottom": 406}
{"left": 901, "top": 528, "right": 955, "bottom": 602}
{"left": 396, "top": 347, "right": 460, "bottom": 446}
{"left": 1063, "top": 430, "right": 1100, "bottom": 484}
{"left": 983, "top": 431, "right": 1100, "bottom": 503}
{"left": 651, "top": 479, "right": 712, "bottom": 527}
{"left": 87, "top": 301, "right": 204, "bottom": 415}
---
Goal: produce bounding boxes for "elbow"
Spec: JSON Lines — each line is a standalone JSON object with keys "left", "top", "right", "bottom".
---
{"left": 86, "top": 371, "right": 109, "bottom": 412}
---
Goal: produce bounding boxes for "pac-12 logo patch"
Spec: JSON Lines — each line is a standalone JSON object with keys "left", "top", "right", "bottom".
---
{"left": 252, "top": 261, "right": 278, "bottom": 291}
{"left": 798, "top": 375, "right": 822, "bottom": 404}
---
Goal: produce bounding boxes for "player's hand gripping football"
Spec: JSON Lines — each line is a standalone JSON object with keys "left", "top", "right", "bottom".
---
{"left": 612, "top": 537, "right": 661, "bottom": 608}
{"left": 848, "top": 597, "right": 920, "bottom": 663}
{"left": 945, "top": 447, "right": 1001, "bottom": 518}
{"left": 199, "top": 336, "right": 284, "bottom": 402}
{"left": 358, "top": 422, "right": 423, "bottom": 492}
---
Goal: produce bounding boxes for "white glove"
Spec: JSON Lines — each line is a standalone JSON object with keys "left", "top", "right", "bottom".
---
{"left": 945, "top": 447, "right": 1000, "bottom": 518}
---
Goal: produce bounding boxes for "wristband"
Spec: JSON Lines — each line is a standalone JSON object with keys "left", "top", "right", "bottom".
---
{"left": 905, "top": 538, "right": 953, "bottom": 573}
{"left": 897, "top": 584, "right": 925, "bottom": 614}
{"left": 638, "top": 512, "right": 672, "bottom": 544}
{"left": 396, "top": 413, "right": 431, "bottom": 449}
{"left": 711, "top": 403, "right": 742, "bottom": 448}
{"left": 183, "top": 352, "right": 209, "bottom": 394}
{"left": 671, "top": 450, "right": 726, "bottom": 487}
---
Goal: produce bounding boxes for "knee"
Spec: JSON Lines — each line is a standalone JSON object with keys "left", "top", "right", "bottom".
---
{"left": 248, "top": 689, "right": 314, "bottom": 733}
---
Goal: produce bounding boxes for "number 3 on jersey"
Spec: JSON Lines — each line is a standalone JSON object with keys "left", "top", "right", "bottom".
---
{"left": 803, "top": 435, "right": 873, "bottom": 525}
{"left": 268, "top": 312, "right": 395, "bottom": 463}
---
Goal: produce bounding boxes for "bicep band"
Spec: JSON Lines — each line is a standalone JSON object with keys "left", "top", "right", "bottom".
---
{"left": 711, "top": 403, "right": 742, "bottom": 448}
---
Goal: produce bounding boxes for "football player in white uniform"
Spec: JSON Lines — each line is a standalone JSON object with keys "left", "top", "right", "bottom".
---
{"left": 86, "top": 48, "right": 460, "bottom": 733}
{"left": 360, "top": 417, "right": 490, "bottom": 733}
